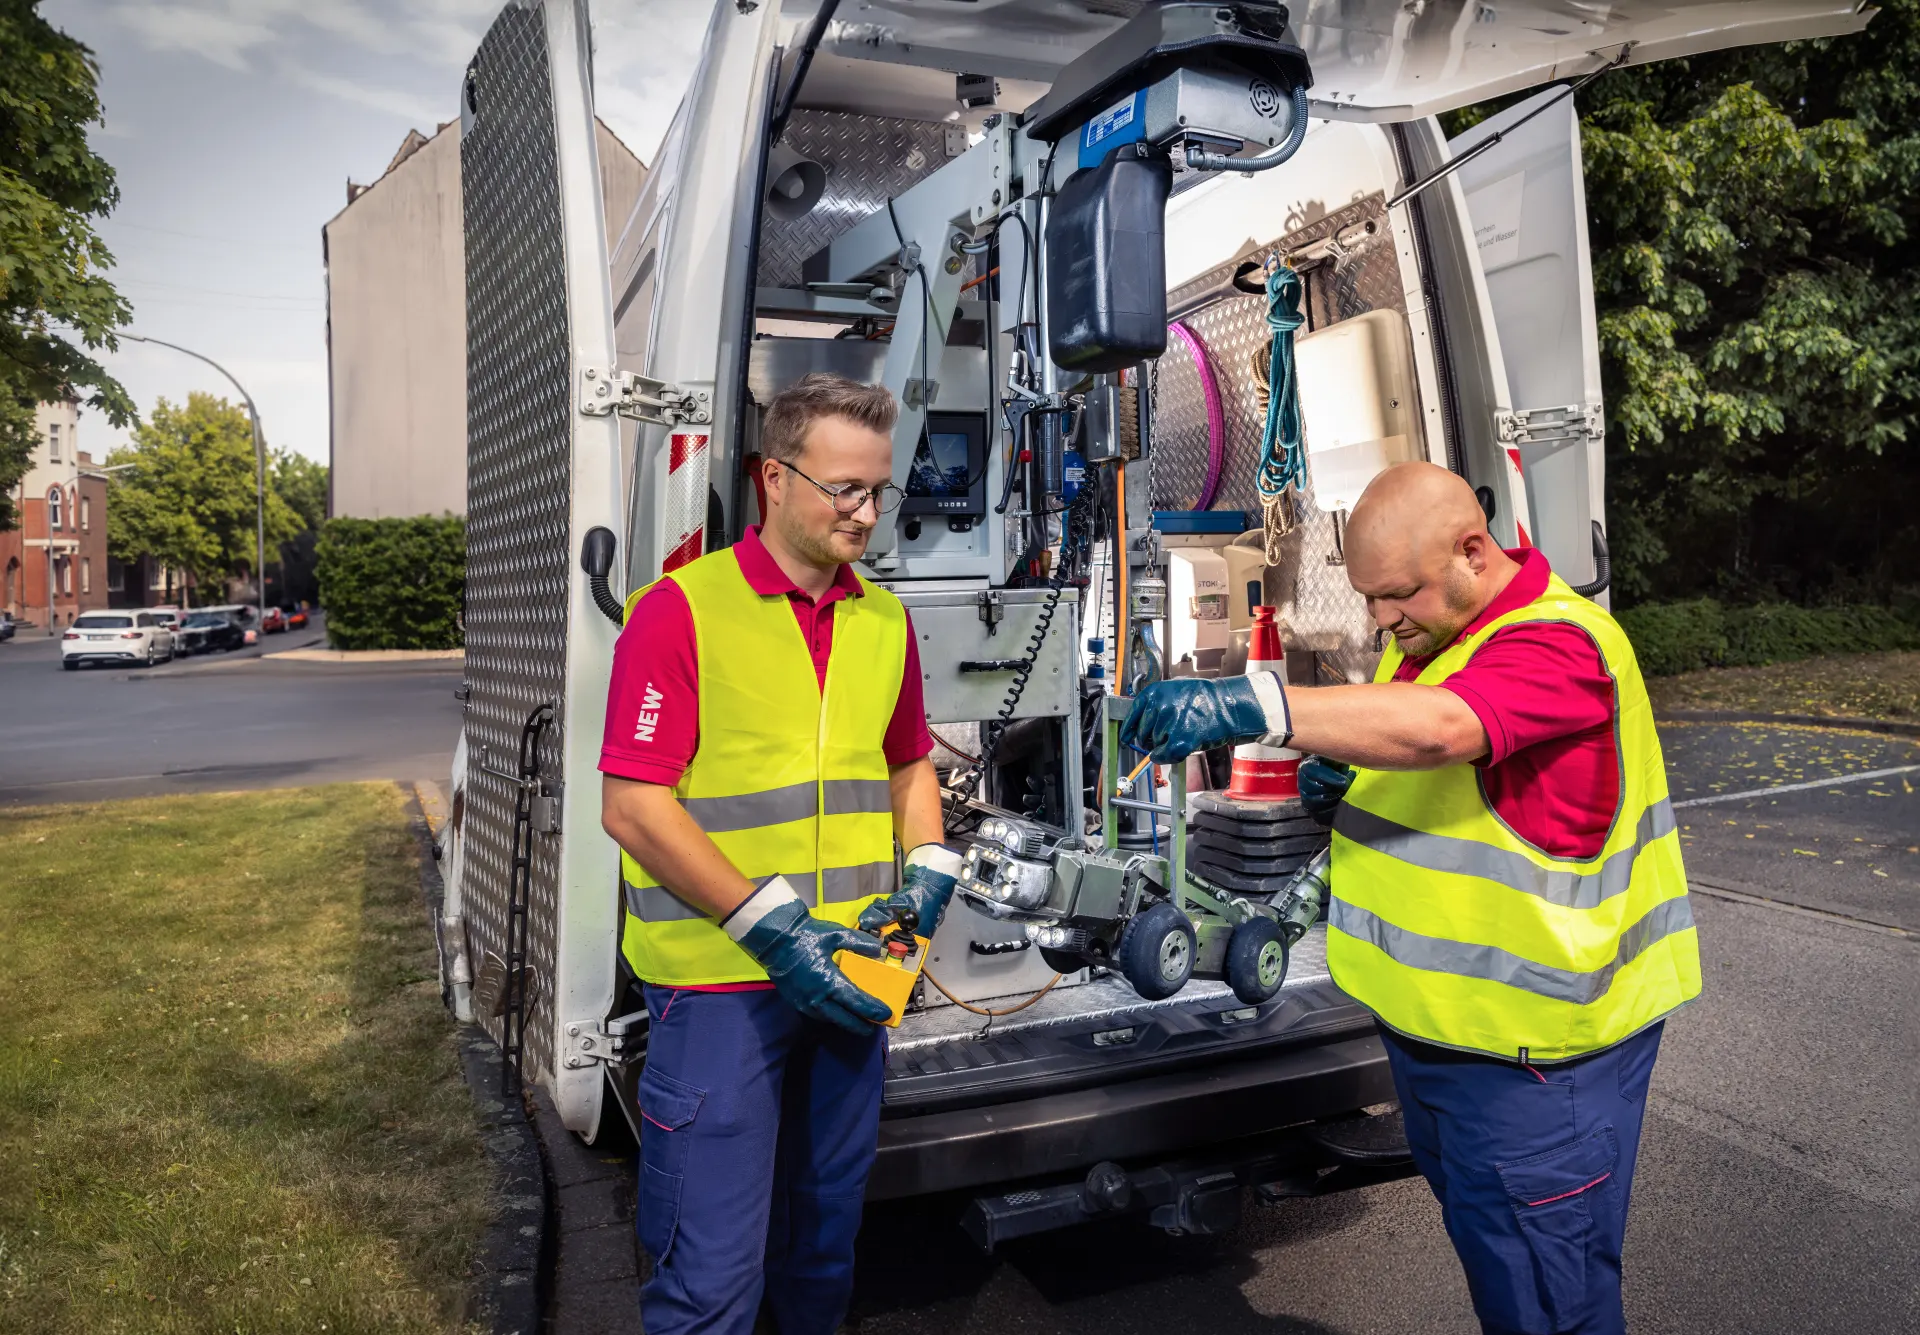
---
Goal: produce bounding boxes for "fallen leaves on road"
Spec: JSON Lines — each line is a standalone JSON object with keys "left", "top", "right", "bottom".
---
{"left": 1650, "top": 650, "right": 1920, "bottom": 720}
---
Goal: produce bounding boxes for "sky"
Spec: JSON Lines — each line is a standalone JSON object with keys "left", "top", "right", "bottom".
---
{"left": 46, "top": 0, "right": 720, "bottom": 465}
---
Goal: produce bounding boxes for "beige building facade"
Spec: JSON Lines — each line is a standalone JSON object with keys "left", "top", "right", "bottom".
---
{"left": 324, "top": 119, "right": 645, "bottom": 519}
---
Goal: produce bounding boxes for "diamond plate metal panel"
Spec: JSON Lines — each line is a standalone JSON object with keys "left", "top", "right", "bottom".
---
{"left": 758, "top": 110, "right": 961, "bottom": 291}
{"left": 461, "top": 3, "right": 571, "bottom": 1082}
{"left": 1151, "top": 193, "right": 1402, "bottom": 684}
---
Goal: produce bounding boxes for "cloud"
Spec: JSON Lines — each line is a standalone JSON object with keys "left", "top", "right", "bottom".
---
{"left": 286, "top": 67, "right": 447, "bottom": 126}
{"left": 104, "top": 1, "right": 280, "bottom": 71}
{"left": 83, "top": 0, "right": 713, "bottom": 156}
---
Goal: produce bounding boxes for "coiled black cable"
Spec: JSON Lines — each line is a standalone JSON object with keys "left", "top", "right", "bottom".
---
{"left": 945, "top": 577, "right": 1068, "bottom": 832}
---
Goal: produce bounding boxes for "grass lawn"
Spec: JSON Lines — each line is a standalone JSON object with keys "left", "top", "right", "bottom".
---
{"left": 1648, "top": 649, "right": 1920, "bottom": 722}
{"left": 0, "top": 783, "right": 493, "bottom": 1334}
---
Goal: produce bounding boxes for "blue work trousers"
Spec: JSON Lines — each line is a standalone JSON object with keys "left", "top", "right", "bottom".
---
{"left": 635, "top": 984, "right": 885, "bottom": 1335}
{"left": 1382, "top": 1022, "right": 1664, "bottom": 1335}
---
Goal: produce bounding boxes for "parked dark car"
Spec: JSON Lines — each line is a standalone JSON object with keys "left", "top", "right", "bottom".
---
{"left": 0, "top": 611, "right": 14, "bottom": 642}
{"left": 180, "top": 609, "right": 246, "bottom": 653}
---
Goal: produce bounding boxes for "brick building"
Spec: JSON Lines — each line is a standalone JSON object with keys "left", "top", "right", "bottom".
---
{"left": 1, "top": 399, "right": 109, "bottom": 631}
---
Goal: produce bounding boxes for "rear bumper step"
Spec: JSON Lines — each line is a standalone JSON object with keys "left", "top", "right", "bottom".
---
{"left": 960, "top": 1106, "right": 1415, "bottom": 1250}
{"left": 870, "top": 1030, "right": 1396, "bottom": 1200}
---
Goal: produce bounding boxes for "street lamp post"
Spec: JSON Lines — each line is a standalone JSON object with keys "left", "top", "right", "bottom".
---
{"left": 121, "top": 334, "right": 269, "bottom": 617}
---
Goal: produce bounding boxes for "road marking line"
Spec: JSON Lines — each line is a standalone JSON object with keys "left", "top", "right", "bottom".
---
{"left": 1688, "top": 879, "right": 1912, "bottom": 939}
{"left": 1673, "top": 764, "right": 1920, "bottom": 809}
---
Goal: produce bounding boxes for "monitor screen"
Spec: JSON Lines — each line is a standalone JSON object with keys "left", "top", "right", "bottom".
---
{"left": 902, "top": 412, "right": 987, "bottom": 517}
{"left": 909, "top": 431, "right": 973, "bottom": 497}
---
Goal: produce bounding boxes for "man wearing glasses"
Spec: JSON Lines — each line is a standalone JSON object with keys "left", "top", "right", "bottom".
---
{"left": 600, "top": 373, "right": 961, "bottom": 1335}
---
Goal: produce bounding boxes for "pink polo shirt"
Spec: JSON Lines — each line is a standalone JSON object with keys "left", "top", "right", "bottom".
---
{"left": 1393, "top": 549, "right": 1620, "bottom": 860}
{"left": 599, "top": 525, "right": 933, "bottom": 789}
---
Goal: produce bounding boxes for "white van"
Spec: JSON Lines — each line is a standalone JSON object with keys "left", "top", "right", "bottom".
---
{"left": 438, "top": 0, "right": 1871, "bottom": 1244}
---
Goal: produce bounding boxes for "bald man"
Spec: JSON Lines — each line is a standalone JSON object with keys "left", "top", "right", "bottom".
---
{"left": 1124, "top": 462, "right": 1699, "bottom": 1335}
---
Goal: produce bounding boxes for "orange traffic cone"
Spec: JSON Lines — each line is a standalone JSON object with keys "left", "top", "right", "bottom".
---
{"left": 1226, "top": 605, "right": 1302, "bottom": 801}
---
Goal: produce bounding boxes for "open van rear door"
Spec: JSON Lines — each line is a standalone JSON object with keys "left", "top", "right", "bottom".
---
{"left": 1448, "top": 89, "right": 1607, "bottom": 597}
{"left": 458, "top": 0, "right": 780, "bottom": 1141}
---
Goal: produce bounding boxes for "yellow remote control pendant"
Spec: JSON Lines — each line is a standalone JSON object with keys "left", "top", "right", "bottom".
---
{"left": 834, "top": 927, "right": 928, "bottom": 1028}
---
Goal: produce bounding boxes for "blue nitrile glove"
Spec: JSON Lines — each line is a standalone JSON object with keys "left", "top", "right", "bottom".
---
{"left": 859, "top": 844, "right": 963, "bottom": 937}
{"left": 1298, "top": 755, "right": 1352, "bottom": 826}
{"left": 1120, "top": 672, "right": 1292, "bottom": 764}
{"left": 721, "top": 877, "right": 891, "bottom": 1033}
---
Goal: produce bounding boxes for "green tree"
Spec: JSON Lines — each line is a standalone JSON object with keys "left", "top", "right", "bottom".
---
{"left": 270, "top": 448, "right": 328, "bottom": 606}
{"left": 0, "top": 0, "right": 135, "bottom": 529}
{"left": 1449, "top": 5, "right": 1920, "bottom": 605}
{"left": 271, "top": 449, "right": 328, "bottom": 533}
{"left": 106, "top": 393, "right": 301, "bottom": 602}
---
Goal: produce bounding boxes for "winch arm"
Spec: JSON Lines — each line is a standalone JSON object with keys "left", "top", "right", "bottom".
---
{"left": 797, "top": 122, "right": 1014, "bottom": 556}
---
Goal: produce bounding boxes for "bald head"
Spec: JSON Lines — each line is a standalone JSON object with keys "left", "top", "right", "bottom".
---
{"left": 1344, "top": 462, "right": 1520, "bottom": 658}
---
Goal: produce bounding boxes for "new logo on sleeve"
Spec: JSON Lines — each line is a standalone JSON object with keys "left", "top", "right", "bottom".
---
{"left": 633, "top": 684, "right": 664, "bottom": 743}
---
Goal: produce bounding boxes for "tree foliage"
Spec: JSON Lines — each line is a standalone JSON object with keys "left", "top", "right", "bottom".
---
{"left": 270, "top": 448, "right": 328, "bottom": 606}
{"left": 272, "top": 448, "right": 329, "bottom": 534}
{"left": 1569, "top": 3, "right": 1920, "bottom": 604}
{"left": 105, "top": 393, "right": 302, "bottom": 602}
{"left": 0, "top": 0, "right": 134, "bottom": 529}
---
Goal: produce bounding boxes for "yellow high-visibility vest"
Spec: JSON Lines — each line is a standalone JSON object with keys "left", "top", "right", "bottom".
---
{"left": 1327, "top": 571, "right": 1700, "bottom": 1061}
{"left": 618, "top": 549, "right": 905, "bottom": 986}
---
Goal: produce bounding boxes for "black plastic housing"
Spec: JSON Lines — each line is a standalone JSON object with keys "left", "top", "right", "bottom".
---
{"left": 1023, "top": 1, "right": 1312, "bottom": 146}
{"left": 1046, "top": 144, "right": 1173, "bottom": 373}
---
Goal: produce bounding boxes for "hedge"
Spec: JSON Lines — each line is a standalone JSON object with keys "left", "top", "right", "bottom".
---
{"left": 1616, "top": 598, "right": 1920, "bottom": 677}
{"left": 316, "top": 515, "right": 465, "bottom": 651}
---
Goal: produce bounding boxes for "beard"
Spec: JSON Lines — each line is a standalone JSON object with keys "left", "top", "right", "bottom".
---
{"left": 775, "top": 505, "right": 871, "bottom": 566}
{"left": 1392, "top": 562, "right": 1479, "bottom": 658}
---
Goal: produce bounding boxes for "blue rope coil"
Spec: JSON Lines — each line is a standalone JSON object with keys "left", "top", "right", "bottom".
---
{"left": 1257, "top": 264, "right": 1308, "bottom": 503}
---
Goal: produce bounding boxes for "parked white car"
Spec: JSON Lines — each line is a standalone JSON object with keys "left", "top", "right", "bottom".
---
{"left": 62, "top": 610, "right": 175, "bottom": 670}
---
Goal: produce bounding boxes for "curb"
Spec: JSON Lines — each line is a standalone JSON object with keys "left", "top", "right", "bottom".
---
{"left": 529, "top": 1085, "right": 644, "bottom": 1332}
{"left": 1656, "top": 709, "right": 1920, "bottom": 738}
{"left": 272, "top": 647, "right": 465, "bottom": 664}
{"left": 459, "top": 1031, "right": 548, "bottom": 1334}
{"left": 405, "top": 787, "right": 547, "bottom": 1334}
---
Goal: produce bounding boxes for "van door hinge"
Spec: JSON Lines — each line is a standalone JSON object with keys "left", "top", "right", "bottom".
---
{"left": 579, "top": 366, "right": 712, "bottom": 426}
{"left": 1495, "top": 404, "right": 1602, "bottom": 447}
{"left": 530, "top": 784, "right": 562, "bottom": 835}
{"left": 562, "top": 1009, "right": 648, "bottom": 1069}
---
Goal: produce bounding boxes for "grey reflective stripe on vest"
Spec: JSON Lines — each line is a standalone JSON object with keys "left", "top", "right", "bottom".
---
{"left": 681, "top": 781, "right": 817, "bottom": 833}
{"left": 823, "top": 778, "right": 892, "bottom": 817}
{"left": 624, "top": 879, "right": 710, "bottom": 923}
{"left": 820, "top": 860, "right": 896, "bottom": 903}
{"left": 1329, "top": 895, "right": 1696, "bottom": 1006}
{"left": 1334, "top": 798, "right": 1678, "bottom": 910}
{"left": 625, "top": 863, "right": 890, "bottom": 922}
{"left": 625, "top": 873, "right": 817, "bottom": 922}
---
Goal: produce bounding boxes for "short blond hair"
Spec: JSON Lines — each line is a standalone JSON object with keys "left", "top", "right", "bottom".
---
{"left": 761, "top": 373, "right": 897, "bottom": 464}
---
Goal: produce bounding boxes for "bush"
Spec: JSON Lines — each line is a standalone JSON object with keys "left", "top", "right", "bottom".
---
{"left": 1618, "top": 598, "right": 1920, "bottom": 677}
{"left": 1614, "top": 599, "right": 1727, "bottom": 676}
{"left": 316, "top": 515, "right": 465, "bottom": 650}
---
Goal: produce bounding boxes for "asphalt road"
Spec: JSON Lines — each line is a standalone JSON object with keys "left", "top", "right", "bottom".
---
{"left": 841, "top": 721, "right": 1920, "bottom": 1335}
{"left": 0, "top": 617, "right": 465, "bottom": 805}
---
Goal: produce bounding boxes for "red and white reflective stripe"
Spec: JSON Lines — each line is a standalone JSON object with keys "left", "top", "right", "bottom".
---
{"left": 1503, "top": 449, "right": 1533, "bottom": 548}
{"left": 662, "top": 430, "right": 710, "bottom": 572}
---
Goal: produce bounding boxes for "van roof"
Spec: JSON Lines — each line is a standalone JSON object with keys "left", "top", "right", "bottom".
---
{"left": 785, "top": 0, "right": 1871, "bottom": 124}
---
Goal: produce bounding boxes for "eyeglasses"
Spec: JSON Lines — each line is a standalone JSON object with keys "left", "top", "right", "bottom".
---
{"left": 777, "top": 460, "right": 904, "bottom": 516}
